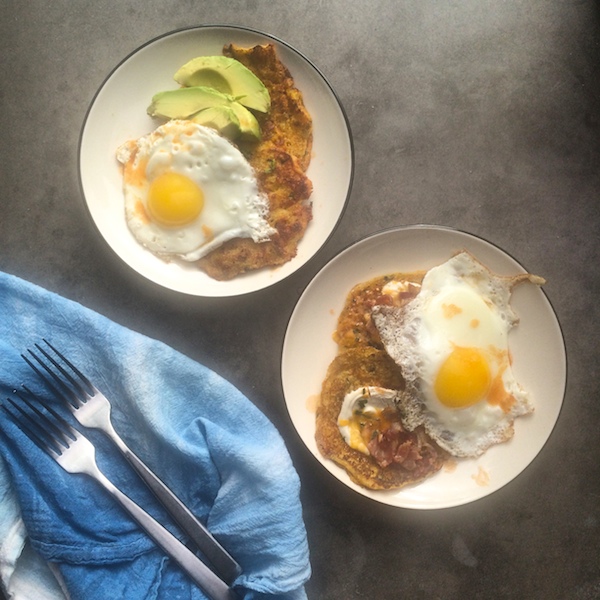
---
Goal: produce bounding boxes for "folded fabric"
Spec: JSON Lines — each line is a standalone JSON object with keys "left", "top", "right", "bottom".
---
{"left": 0, "top": 271, "right": 310, "bottom": 600}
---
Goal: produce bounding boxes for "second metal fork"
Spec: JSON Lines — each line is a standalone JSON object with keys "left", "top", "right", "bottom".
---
{"left": 22, "top": 340, "right": 241, "bottom": 585}
{"left": 4, "top": 393, "right": 235, "bottom": 600}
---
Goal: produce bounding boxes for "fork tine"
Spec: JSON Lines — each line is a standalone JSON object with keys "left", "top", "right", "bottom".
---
{"left": 42, "top": 339, "right": 95, "bottom": 394}
{"left": 3, "top": 399, "right": 51, "bottom": 453}
{"left": 21, "top": 352, "right": 68, "bottom": 400}
{"left": 16, "top": 389, "right": 77, "bottom": 441}
{"left": 22, "top": 343, "right": 89, "bottom": 407}
{"left": 19, "top": 386, "right": 76, "bottom": 437}
{"left": 4, "top": 395, "right": 66, "bottom": 456}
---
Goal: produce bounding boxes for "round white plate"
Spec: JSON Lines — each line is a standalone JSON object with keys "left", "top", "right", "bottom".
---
{"left": 79, "top": 26, "right": 353, "bottom": 296}
{"left": 281, "top": 225, "right": 567, "bottom": 509}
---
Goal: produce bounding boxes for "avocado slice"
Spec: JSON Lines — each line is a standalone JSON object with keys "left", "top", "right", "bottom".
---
{"left": 228, "top": 103, "right": 261, "bottom": 141}
{"left": 147, "top": 86, "right": 232, "bottom": 119}
{"left": 174, "top": 56, "right": 271, "bottom": 113}
{"left": 190, "top": 105, "right": 242, "bottom": 140}
{"left": 191, "top": 103, "right": 260, "bottom": 142}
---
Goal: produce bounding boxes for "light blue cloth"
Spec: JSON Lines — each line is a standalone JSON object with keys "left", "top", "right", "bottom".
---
{"left": 0, "top": 271, "right": 310, "bottom": 600}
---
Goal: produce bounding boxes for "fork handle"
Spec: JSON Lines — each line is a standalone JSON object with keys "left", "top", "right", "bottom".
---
{"left": 96, "top": 471, "right": 237, "bottom": 600}
{"left": 110, "top": 433, "right": 241, "bottom": 584}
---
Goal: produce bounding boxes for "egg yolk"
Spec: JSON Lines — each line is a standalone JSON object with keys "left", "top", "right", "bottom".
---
{"left": 435, "top": 346, "right": 491, "bottom": 408}
{"left": 339, "top": 407, "right": 400, "bottom": 455}
{"left": 147, "top": 172, "right": 204, "bottom": 227}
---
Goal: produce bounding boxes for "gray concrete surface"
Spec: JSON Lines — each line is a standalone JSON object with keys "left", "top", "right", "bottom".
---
{"left": 1, "top": 1, "right": 599, "bottom": 598}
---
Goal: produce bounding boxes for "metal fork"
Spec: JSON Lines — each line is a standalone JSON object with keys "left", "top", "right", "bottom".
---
{"left": 22, "top": 340, "right": 241, "bottom": 585}
{"left": 3, "top": 393, "right": 236, "bottom": 600}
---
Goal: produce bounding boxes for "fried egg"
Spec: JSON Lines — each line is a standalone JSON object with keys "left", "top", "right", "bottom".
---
{"left": 372, "top": 251, "right": 544, "bottom": 458}
{"left": 337, "top": 386, "right": 401, "bottom": 455}
{"left": 117, "top": 120, "right": 275, "bottom": 261}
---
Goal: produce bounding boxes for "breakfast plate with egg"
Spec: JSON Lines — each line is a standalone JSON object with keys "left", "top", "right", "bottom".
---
{"left": 281, "top": 225, "right": 566, "bottom": 509}
{"left": 79, "top": 25, "right": 353, "bottom": 296}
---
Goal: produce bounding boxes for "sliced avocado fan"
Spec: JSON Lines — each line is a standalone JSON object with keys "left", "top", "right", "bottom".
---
{"left": 174, "top": 56, "right": 270, "bottom": 113}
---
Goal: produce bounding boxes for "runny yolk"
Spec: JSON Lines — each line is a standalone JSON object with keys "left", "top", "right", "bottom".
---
{"left": 147, "top": 172, "right": 204, "bottom": 227}
{"left": 434, "top": 346, "right": 491, "bottom": 408}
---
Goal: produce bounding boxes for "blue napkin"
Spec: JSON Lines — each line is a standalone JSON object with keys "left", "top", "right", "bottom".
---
{"left": 0, "top": 271, "right": 310, "bottom": 600}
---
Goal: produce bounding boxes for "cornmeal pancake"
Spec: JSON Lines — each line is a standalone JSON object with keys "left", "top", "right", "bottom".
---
{"left": 224, "top": 43, "right": 313, "bottom": 171}
{"left": 198, "top": 43, "right": 313, "bottom": 280}
{"left": 198, "top": 190, "right": 312, "bottom": 280}
{"left": 316, "top": 346, "right": 448, "bottom": 490}
{"left": 334, "top": 272, "right": 425, "bottom": 350}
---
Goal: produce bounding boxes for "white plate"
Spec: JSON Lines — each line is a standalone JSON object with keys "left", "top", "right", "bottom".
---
{"left": 78, "top": 26, "right": 353, "bottom": 296}
{"left": 281, "top": 225, "right": 567, "bottom": 509}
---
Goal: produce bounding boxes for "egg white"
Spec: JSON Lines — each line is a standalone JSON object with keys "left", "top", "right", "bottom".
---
{"left": 337, "top": 386, "right": 401, "bottom": 455}
{"left": 372, "top": 251, "right": 540, "bottom": 458}
{"left": 117, "top": 120, "right": 275, "bottom": 261}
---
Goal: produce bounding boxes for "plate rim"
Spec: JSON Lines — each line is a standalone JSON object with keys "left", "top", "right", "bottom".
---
{"left": 280, "top": 224, "right": 568, "bottom": 509}
{"left": 77, "top": 24, "right": 354, "bottom": 297}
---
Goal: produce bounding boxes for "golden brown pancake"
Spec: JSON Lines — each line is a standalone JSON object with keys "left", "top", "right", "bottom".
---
{"left": 197, "top": 43, "right": 313, "bottom": 280}
{"left": 224, "top": 43, "right": 313, "bottom": 171}
{"left": 334, "top": 272, "right": 425, "bottom": 350}
{"left": 316, "top": 346, "right": 448, "bottom": 490}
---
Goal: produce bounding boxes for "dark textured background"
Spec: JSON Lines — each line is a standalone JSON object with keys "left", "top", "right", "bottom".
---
{"left": 1, "top": 1, "right": 599, "bottom": 598}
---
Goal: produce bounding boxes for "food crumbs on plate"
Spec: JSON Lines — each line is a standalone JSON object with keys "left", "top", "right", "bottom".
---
{"left": 444, "top": 458, "right": 458, "bottom": 473}
{"left": 305, "top": 393, "right": 320, "bottom": 413}
{"left": 472, "top": 466, "right": 490, "bottom": 486}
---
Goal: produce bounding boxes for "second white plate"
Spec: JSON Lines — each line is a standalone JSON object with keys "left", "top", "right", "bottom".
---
{"left": 281, "top": 225, "right": 566, "bottom": 509}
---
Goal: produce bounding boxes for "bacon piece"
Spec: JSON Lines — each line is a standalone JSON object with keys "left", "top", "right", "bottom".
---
{"left": 367, "top": 420, "right": 425, "bottom": 469}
